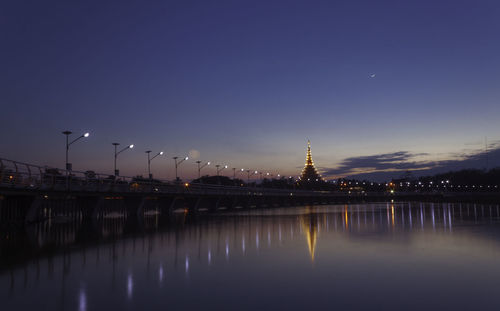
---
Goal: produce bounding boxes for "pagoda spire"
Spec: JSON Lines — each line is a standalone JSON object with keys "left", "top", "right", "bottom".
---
{"left": 300, "top": 140, "right": 321, "bottom": 181}
{"left": 305, "top": 139, "right": 313, "bottom": 166}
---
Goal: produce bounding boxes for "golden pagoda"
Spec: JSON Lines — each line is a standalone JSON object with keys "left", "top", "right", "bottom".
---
{"left": 300, "top": 140, "right": 322, "bottom": 181}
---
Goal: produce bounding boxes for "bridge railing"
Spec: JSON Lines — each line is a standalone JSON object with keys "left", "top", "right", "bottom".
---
{"left": 4, "top": 157, "right": 497, "bottom": 197}
{"left": 0, "top": 157, "right": 340, "bottom": 196}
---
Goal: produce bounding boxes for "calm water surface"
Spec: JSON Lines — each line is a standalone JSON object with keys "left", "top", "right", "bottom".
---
{"left": 2, "top": 202, "right": 500, "bottom": 310}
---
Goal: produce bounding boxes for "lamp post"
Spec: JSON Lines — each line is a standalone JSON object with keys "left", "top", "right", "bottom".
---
{"left": 146, "top": 150, "right": 164, "bottom": 179}
{"left": 216, "top": 165, "right": 228, "bottom": 176}
{"left": 232, "top": 168, "right": 245, "bottom": 185}
{"left": 246, "top": 170, "right": 251, "bottom": 184}
{"left": 254, "top": 171, "right": 259, "bottom": 187}
{"left": 244, "top": 170, "right": 258, "bottom": 185}
{"left": 196, "top": 161, "right": 211, "bottom": 178}
{"left": 113, "top": 143, "right": 134, "bottom": 176}
{"left": 173, "top": 156, "right": 188, "bottom": 181}
{"left": 62, "top": 130, "right": 90, "bottom": 171}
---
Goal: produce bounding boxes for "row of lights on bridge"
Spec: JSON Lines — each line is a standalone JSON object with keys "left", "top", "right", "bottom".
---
{"left": 334, "top": 180, "right": 498, "bottom": 189}
{"left": 62, "top": 130, "right": 294, "bottom": 181}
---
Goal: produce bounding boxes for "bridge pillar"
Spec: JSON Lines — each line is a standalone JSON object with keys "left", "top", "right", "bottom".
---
{"left": 215, "top": 197, "right": 222, "bottom": 210}
{"left": 90, "top": 197, "right": 106, "bottom": 220}
{"left": 170, "top": 196, "right": 186, "bottom": 211}
{"left": 135, "top": 197, "right": 148, "bottom": 220}
{"left": 25, "top": 196, "right": 42, "bottom": 224}
{"left": 193, "top": 197, "right": 203, "bottom": 212}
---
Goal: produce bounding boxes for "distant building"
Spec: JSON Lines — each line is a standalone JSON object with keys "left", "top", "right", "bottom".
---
{"left": 300, "top": 140, "right": 322, "bottom": 182}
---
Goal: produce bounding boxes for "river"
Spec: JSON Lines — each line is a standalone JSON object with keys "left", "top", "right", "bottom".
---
{"left": 2, "top": 202, "right": 500, "bottom": 310}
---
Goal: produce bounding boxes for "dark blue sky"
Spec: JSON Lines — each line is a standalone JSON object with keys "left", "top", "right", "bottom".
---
{"left": 1, "top": 0, "right": 499, "bottom": 180}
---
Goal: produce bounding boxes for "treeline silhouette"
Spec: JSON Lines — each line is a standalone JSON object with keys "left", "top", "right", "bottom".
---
{"left": 416, "top": 168, "right": 500, "bottom": 185}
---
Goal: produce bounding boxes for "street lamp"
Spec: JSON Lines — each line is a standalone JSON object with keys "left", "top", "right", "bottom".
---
{"left": 146, "top": 150, "right": 164, "bottom": 179}
{"left": 173, "top": 156, "right": 189, "bottom": 181}
{"left": 245, "top": 170, "right": 251, "bottom": 184}
{"left": 196, "top": 161, "right": 211, "bottom": 178}
{"left": 232, "top": 168, "right": 245, "bottom": 185}
{"left": 216, "top": 164, "right": 228, "bottom": 176}
{"left": 243, "top": 170, "right": 258, "bottom": 185}
{"left": 62, "top": 130, "right": 90, "bottom": 171}
{"left": 113, "top": 143, "right": 134, "bottom": 176}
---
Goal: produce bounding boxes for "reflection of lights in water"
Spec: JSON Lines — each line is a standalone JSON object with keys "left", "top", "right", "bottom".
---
{"left": 301, "top": 211, "right": 317, "bottom": 262}
{"left": 242, "top": 236, "right": 245, "bottom": 253}
{"left": 290, "top": 225, "right": 293, "bottom": 239}
{"left": 159, "top": 265, "right": 164, "bottom": 283}
{"left": 391, "top": 204, "right": 395, "bottom": 227}
{"left": 127, "top": 273, "right": 133, "bottom": 299}
{"left": 208, "top": 250, "right": 211, "bottom": 265}
{"left": 185, "top": 256, "right": 189, "bottom": 273}
{"left": 386, "top": 205, "right": 390, "bottom": 227}
{"left": 431, "top": 205, "right": 435, "bottom": 229}
{"left": 448, "top": 207, "right": 453, "bottom": 231}
{"left": 278, "top": 224, "right": 282, "bottom": 242}
{"left": 401, "top": 206, "right": 405, "bottom": 227}
{"left": 267, "top": 230, "right": 271, "bottom": 247}
{"left": 79, "top": 287, "right": 87, "bottom": 311}
{"left": 344, "top": 206, "right": 349, "bottom": 230}
{"left": 256, "top": 231, "right": 259, "bottom": 249}
{"left": 356, "top": 207, "right": 360, "bottom": 229}
{"left": 225, "top": 240, "right": 229, "bottom": 259}
{"left": 420, "top": 206, "right": 424, "bottom": 229}
{"left": 443, "top": 206, "right": 447, "bottom": 228}
{"left": 409, "top": 206, "right": 413, "bottom": 229}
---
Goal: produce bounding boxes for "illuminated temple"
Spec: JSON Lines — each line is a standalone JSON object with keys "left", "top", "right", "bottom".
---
{"left": 300, "top": 140, "right": 322, "bottom": 181}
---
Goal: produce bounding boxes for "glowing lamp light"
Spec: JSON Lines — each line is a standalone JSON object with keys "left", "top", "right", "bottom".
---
{"left": 184, "top": 156, "right": 189, "bottom": 160}
{"left": 159, "top": 151, "right": 164, "bottom": 155}
{"left": 207, "top": 162, "right": 211, "bottom": 165}
{"left": 83, "top": 132, "right": 90, "bottom": 137}
{"left": 224, "top": 165, "right": 228, "bottom": 169}
{"left": 185, "top": 183, "right": 189, "bottom": 187}
{"left": 129, "top": 144, "right": 134, "bottom": 149}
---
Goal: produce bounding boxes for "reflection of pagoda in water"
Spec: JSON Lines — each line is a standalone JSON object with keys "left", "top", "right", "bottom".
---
{"left": 300, "top": 140, "right": 322, "bottom": 182}
{"left": 301, "top": 211, "right": 318, "bottom": 262}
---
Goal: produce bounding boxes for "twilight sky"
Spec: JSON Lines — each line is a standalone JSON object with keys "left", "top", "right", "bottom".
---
{"left": 1, "top": 0, "right": 499, "bottom": 181}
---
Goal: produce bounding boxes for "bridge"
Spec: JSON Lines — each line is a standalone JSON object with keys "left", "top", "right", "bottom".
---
{"left": 1, "top": 157, "right": 498, "bottom": 224}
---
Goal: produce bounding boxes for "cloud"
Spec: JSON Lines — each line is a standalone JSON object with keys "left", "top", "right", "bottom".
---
{"left": 321, "top": 146, "right": 500, "bottom": 181}
{"left": 323, "top": 151, "right": 432, "bottom": 176}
